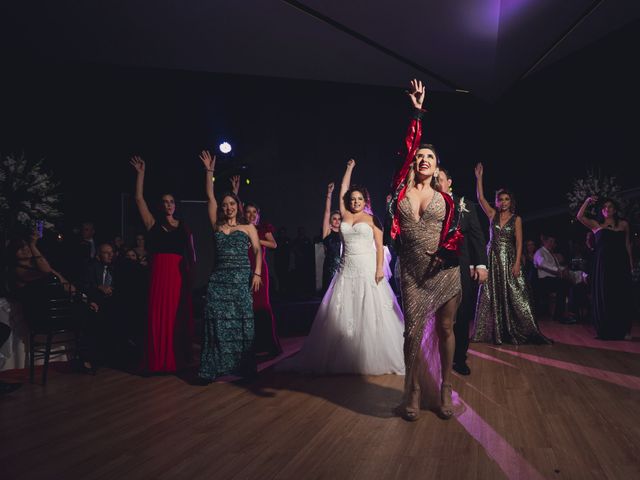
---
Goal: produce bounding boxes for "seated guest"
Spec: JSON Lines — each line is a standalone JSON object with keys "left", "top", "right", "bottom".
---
{"left": 83, "top": 243, "right": 116, "bottom": 306}
{"left": 534, "top": 234, "right": 586, "bottom": 324}
{"left": 82, "top": 243, "right": 121, "bottom": 367}
{"left": 10, "top": 233, "right": 75, "bottom": 295}
{"left": 124, "top": 248, "right": 139, "bottom": 262}
{"left": 534, "top": 234, "right": 572, "bottom": 322}
{"left": 7, "top": 233, "right": 98, "bottom": 373}
{"left": 133, "top": 233, "right": 149, "bottom": 267}
{"left": 112, "top": 235, "right": 127, "bottom": 260}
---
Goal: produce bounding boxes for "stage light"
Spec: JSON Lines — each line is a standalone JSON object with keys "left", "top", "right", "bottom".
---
{"left": 219, "top": 142, "right": 232, "bottom": 154}
{"left": 245, "top": 178, "right": 251, "bottom": 185}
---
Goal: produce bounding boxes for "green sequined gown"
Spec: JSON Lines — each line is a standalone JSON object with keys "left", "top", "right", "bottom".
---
{"left": 199, "top": 230, "right": 257, "bottom": 380}
{"left": 472, "top": 215, "right": 551, "bottom": 345}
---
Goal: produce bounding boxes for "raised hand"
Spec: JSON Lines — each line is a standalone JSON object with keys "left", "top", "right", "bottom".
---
{"left": 327, "top": 182, "right": 335, "bottom": 195}
{"left": 130, "top": 156, "right": 145, "bottom": 174}
{"left": 474, "top": 162, "right": 484, "bottom": 179}
{"left": 346, "top": 158, "right": 356, "bottom": 169}
{"left": 407, "top": 79, "right": 426, "bottom": 109}
{"left": 199, "top": 150, "right": 216, "bottom": 171}
{"left": 586, "top": 195, "right": 598, "bottom": 204}
{"left": 230, "top": 175, "right": 240, "bottom": 194}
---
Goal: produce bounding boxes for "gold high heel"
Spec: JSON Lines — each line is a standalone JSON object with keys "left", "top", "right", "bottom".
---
{"left": 439, "top": 382, "right": 454, "bottom": 420}
{"left": 395, "top": 386, "right": 421, "bottom": 422}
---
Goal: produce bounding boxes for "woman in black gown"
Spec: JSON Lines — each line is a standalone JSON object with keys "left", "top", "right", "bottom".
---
{"left": 321, "top": 182, "right": 342, "bottom": 293}
{"left": 577, "top": 196, "right": 634, "bottom": 340}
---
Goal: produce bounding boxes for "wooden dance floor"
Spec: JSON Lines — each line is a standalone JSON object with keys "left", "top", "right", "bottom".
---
{"left": 1, "top": 319, "right": 640, "bottom": 480}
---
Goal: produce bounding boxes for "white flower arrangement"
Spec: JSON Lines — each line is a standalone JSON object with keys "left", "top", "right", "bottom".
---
{"left": 567, "top": 170, "right": 621, "bottom": 216}
{"left": 567, "top": 169, "right": 639, "bottom": 225}
{"left": 0, "top": 153, "right": 63, "bottom": 232}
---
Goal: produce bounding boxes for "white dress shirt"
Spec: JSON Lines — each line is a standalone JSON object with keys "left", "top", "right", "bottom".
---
{"left": 534, "top": 247, "right": 561, "bottom": 279}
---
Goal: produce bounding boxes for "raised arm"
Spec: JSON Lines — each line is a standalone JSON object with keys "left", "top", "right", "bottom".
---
{"left": 230, "top": 175, "right": 240, "bottom": 196}
{"left": 130, "top": 156, "right": 155, "bottom": 230}
{"left": 392, "top": 79, "right": 425, "bottom": 189}
{"left": 199, "top": 150, "right": 217, "bottom": 228}
{"left": 322, "top": 182, "right": 335, "bottom": 239}
{"left": 576, "top": 196, "right": 600, "bottom": 232}
{"left": 339, "top": 159, "right": 356, "bottom": 218}
{"left": 246, "top": 224, "right": 263, "bottom": 292}
{"left": 474, "top": 163, "right": 495, "bottom": 221}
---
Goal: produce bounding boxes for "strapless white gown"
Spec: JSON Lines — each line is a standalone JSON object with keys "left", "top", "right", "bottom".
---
{"left": 280, "top": 222, "right": 405, "bottom": 375}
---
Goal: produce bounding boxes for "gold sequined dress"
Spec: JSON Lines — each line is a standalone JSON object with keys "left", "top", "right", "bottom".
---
{"left": 398, "top": 193, "right": 461, "bottom": 408}
{"left": 472, "top": 215, "right": 551, "bottom": 344}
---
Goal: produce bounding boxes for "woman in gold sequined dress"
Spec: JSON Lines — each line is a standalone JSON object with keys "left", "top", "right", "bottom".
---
{"left": 387, "top": 80, "right": 464, "bottom": 421}
{"left": 471, "top": 163, "right": 551, "bottom": 345}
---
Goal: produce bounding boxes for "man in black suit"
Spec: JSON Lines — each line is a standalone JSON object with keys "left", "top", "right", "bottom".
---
{"left": 438, "top": 169, "right": 488, "bottom": 375}
{"left": 81, "top": 242, "right": 117, "bottom": 367}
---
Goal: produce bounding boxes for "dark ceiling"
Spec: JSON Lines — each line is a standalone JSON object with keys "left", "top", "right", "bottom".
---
{"left": 3, "top": 0, "right": 639, "bottom": 101}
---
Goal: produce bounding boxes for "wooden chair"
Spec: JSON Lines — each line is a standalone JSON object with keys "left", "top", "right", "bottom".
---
{"left": 24, "top": 276, "right": 79, "bottom": 385}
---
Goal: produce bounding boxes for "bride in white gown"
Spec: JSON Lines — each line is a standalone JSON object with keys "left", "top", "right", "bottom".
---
{"left": 280, "top": 159, "right": 405, "bottom": 375}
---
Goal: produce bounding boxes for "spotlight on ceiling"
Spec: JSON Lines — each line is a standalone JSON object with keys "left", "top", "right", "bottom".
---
{"left": 219, "top": 142, "right": 232, "bottom": 154}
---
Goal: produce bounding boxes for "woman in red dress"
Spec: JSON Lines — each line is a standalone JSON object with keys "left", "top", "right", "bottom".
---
{"left": 244, "top": 202, "right": 282, "bottom": 358}
{"left": 130, "top": 156, "right": 195, "bottom": 373}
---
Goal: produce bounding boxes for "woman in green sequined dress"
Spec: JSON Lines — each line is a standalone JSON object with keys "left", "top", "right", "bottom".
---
{"left": 471, "top": 163, "right": 551, "bottom": 345}
{"left": 198, "top": 150, "right": 264, "bottom": 381}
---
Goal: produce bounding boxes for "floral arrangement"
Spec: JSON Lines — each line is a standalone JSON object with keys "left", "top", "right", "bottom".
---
{"left": 0, "top": 153, "right": 62, "bottom": 233}
{"left": 567, "top": 169, "right": 639, "bottom": 224}
{"left": 567, "top": 170, "right": 622, "bottom": 216}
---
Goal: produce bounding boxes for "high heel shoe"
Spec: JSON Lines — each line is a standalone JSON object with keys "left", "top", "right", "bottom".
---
{"left": 438, "top": 382, "right": 454, "bottom": 420}
{"left": 395, "top": 386, "right": 421, "bottom": 422}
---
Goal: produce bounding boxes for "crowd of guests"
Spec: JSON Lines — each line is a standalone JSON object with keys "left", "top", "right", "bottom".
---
{"left": 1, "top": 80, "right": 637, "bottom": 417}
{"left": 3, "top": 222, "right": 151, "bottom": 374}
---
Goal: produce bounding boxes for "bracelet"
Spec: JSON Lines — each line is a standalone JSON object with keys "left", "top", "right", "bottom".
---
{"left": 253, "top": 272, "right": 261, "bottom": 277}
{"left": 206, "top": 169, "right": 214, "bottom": 172}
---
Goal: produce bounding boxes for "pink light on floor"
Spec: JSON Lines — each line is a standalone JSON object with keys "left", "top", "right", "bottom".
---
{"left": 456, "top": 399, "right": 546, "bottom": 480}
{"left": 468, "top": 348, "right": 519, "bottom": 368}
{"left": 490, "top": 347, "right": 640, "bottom": 391}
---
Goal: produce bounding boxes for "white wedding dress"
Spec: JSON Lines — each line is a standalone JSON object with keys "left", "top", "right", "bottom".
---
{"left": 280, "top": 222, "right": 405, "bottom": 375}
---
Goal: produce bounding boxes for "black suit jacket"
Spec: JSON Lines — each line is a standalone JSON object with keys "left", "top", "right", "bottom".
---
{"left": 453, "top": 194, "right": 488, "bottom": 271}
{"left": 82, "top": 259, "right": 116, "bottom": 304}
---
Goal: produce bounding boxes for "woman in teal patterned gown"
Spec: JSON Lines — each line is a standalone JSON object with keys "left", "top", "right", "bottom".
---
{"left": 198, "top": 150, "right": 263, "bottom": 381}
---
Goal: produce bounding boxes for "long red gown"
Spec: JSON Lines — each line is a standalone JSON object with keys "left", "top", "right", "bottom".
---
{"left": 249, "top": 223, "right": 282, "bottom": 356}
{"left": 144, "top": 222, "right": 194, "bottom": 373}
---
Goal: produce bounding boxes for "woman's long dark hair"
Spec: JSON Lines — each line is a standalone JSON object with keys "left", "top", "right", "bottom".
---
{"left": 216, "top": 192, "right": 246, "bottom": 225}
{"left": 495, "top": 188, "right": 516, "bottom": 213}
{"left": 597, "top": 197, "right": 622, "bottom": 227}
{"left": 343, "top": 185, "right": 373, "bottom": 215}
{"left": 156, "top": 192, "right": 181, "bottom": 220}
